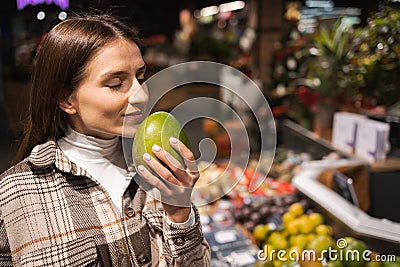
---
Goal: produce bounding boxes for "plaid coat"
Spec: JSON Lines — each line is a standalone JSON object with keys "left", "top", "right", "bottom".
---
{"left": 0, "top": 141, "right": 210, "bottom": 266}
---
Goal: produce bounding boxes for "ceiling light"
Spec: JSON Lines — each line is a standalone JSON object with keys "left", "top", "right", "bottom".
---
{"left": 37, "top": 11, "right": 45, "bottom": 20}
{"left": 219, "top": 1, "right": 245, "bottom": 13}
{"left": 200, "top": 6, "right": 219, "bottom": 17}
{"left": 58, "top": 11, "right": 67, "bottom": 20}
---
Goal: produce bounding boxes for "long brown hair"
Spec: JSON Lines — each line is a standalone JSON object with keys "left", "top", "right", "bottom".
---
{"left": 14, "top": 13, "right": 142, "bottom": 164}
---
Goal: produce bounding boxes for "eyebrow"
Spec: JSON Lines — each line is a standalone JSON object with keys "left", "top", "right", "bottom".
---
{"left": 100, "top": 71, "right": 128, "bottom": 80}
{"left": 136, "top": 65, "right": 147, "bottom": 76}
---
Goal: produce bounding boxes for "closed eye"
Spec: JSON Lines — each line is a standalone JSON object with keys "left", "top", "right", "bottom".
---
{"left": 107, "top": 83, "right": 123, "bottom": 89}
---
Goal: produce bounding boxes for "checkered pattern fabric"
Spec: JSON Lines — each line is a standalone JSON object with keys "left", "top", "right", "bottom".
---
{"left": 0, "top": 141, "right": 210, "bottom": 266}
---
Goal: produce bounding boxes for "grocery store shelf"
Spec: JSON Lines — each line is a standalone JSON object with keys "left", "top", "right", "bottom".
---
{"left": 370, "top": 157, "right": 400, "bottom": 173}
{"left": 292, "top": 159, "right": 400, "bottom": 255}
{"left": 279, "top": 119, "right": 351, "bottom": 159}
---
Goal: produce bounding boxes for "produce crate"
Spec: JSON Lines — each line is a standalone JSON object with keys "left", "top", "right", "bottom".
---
{"left": 280, "top": 120, "right": 400, "bottom": 255}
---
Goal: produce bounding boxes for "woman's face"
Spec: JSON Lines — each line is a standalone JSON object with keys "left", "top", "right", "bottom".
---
{"left": 62, "top": 38, "right": 148, "bottom": 139}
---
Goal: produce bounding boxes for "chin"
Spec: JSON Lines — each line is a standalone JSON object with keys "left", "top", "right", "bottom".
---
{"left": 121, "top": 126, "right": 138, "bottom": 138}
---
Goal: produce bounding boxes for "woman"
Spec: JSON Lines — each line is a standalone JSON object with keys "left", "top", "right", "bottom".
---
{"left": 0, "top": 14, "right": 210, "bottom": 266}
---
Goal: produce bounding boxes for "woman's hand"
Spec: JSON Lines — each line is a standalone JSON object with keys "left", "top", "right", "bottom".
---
{"left": 137, "top": 137, "right": 199, "bottom": 223}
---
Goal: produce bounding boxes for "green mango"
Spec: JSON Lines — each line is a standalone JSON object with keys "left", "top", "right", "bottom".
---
{"left": 132, "top": 111, "right": 189, "bottom": 176}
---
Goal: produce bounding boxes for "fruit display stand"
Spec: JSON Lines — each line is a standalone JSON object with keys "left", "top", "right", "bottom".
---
{"left": 281, "top": 119, "right": 400, "bottom": 223}
{"left": 196, "top": 166, "right": 299, "bottom": 266}
{"left": 197, "top": 119, "right": 400, "bottom": 266}
{"left": 279, "top": 120, "right": 400, "bottom": 255}
{"left": 292, "top": 159, "right": 400, "bottom": 255}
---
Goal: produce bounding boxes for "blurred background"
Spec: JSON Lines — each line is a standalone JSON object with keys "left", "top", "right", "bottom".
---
{"left": 2, "top": 0, "right": 398, "bottom": 171}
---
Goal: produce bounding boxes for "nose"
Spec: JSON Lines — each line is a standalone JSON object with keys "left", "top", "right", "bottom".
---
{"left": 128, "top": 79, "right": 149, "bottom": 105}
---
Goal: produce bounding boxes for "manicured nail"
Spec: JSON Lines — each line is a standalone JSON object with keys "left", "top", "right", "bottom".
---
{"left": 143, "top": 153, "right": 151, "bottom": 161}
{"left": 169, "top": 137, "right": 178, "bottom": 144}
{"left": 138, "top": 165, "right": 145, "bottom": 172}
{"left": 152, "top": 144, "right": 161, "bottom": 152}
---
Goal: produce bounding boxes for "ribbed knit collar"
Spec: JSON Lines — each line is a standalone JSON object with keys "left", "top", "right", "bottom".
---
{"left": 57, "top": 127, "right": 121, "bottom": 162}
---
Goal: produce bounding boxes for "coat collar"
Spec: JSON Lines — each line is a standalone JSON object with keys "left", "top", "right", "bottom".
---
{"left": 27, "top": 140, "right": 57, "bottom": 169}
{"left": 28, "top": 140, "right": 91, "bottom": 177}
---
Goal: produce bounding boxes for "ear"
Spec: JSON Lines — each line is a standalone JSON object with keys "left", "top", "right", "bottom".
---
{"left": 59, "top": 94, "right": 77, "bottom": 115}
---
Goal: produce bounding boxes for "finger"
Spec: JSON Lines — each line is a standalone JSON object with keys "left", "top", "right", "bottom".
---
{"left": 169, "top": 137, "right": 199, "bottom": 173}
{"left": 151, "top": 144, "right": 193, "bottom": 184}
{"left": 136, "top": 164, "right": 169, "bottom": 193}
{"left": 137, "top": 164, "right": 192, "bottom": 207}
{"left": 151, "top": 144, "right": 185, "bottom": 173}
{"left": 142, "top": 152, "right": 182, "bottom": 186}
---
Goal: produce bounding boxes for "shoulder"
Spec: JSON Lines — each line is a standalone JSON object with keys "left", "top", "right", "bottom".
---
{"left": 0, "top": 159, "right": 34, "bottom": 185}
{"left": 0, "top": 141, "right": 58, "bottom": 201}
{"left": 0, "top": 140, "right": 57, "bottom": 179}
{"left": 0, "top": 159, "right": 37, "bottom": 211}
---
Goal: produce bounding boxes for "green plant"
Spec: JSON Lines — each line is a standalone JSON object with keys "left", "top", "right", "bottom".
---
{"left": 304, "top": 19, "right": 356, "bottom": 98}
{"left": 347, "top": 1, "right": 400, "bottom": 106}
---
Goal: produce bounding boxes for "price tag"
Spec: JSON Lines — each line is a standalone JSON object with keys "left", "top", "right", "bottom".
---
{"left": 214, "top": 230, "right": 237, "bottom": 243}
{"left": 230, "top": 251, "right": 256, "bottom": 265}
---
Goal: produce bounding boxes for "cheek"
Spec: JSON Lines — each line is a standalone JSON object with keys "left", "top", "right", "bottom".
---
{"left": 77, "top": 97, "right": 123, "bottom": 123}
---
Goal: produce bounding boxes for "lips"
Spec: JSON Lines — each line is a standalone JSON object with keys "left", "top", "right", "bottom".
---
{"left": 122, "top": 110, "right": 143, "bottom": 123}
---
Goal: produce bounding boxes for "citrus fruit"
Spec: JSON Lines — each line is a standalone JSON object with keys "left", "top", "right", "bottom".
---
{"left": 281, "top": 230, "right": 290, "bottom": 239}
{"left": 283, "top": 212, "right": 296, "bottom": 226}
{"left": 292, "top": 234, "right": 308, "bottom": 249}
{"left": 286, "top": 220, "right": 300, "bottom": 235}
{"left": 307, "top": 233, "right": 316, "bottom": 242}
{"left": 299, "top": 217, "right": 315, "bottom": 234}
{"left": 309, "top": 213, "right": 324, "bottom": 227}
{"left": 132, "top": 111, "right": 189, "bottom": 176}
{"left": 289, "top": 235, "right": 297, "bottom": 246}
{"left": 254, "top": 224, "right": 270, "bottom": 241}
{"left": 269, "top": 232, "right": 288, "bottom": 250}
{"left": 315, "top": 224, "right": 333, "bottom": 236}
{"left": 289, "top": 203, "right": 304, "bottom": 217}
{"left": 307, "top": 235, "right": 334, "bottom": 253}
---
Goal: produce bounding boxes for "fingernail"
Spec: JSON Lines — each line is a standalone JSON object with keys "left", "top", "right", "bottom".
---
{"left": 138, "top": 165, "right": 145, "bottom": 172}
{"left": 169, "top": 137, "right": 178, "bottom": 144}
{"left": 152, "top": 144, "right": 161, "bottom": 152}
{"left": 143, "top": 153, "right": 151, "bottom": 161}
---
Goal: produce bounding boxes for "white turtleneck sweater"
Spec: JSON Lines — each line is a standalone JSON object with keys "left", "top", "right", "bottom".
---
{"left": 57, "top": 127, "right": 127, "bottom": 214}
{"left": 57, "top": 127, "right": 195, "bottom": 226}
